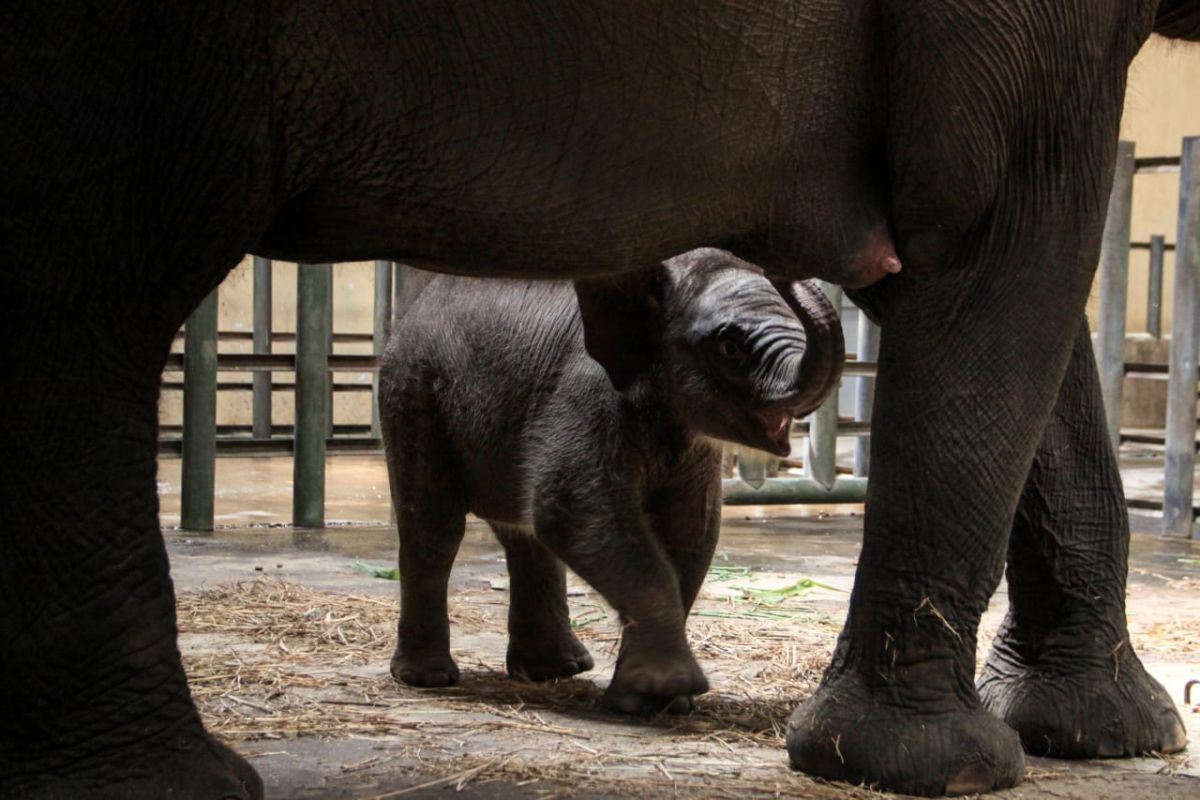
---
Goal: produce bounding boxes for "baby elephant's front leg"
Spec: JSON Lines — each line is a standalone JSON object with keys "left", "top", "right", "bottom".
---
{"left": 534, "top": 489, "right": 708, "bottom": 715}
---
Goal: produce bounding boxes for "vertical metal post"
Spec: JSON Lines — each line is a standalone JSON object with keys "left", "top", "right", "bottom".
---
{"left": 1096, "top": 141, "right": 1135, "bottom": 455}
{"left": 180, "top": 289, "right": 219, "bottom": 531}
{"left": 805, "top": 282, "right": 842, "bottom": 490}
{"left": 326, "top": 268, "right": 335, "bottom": 438}
{"left": 1147, "top": 235, "right": 1165, "bottom": 339}
{"left": 372, "top": 260, "right": 394, "bottom": 438}
{"left": 294, "top": 263, "right": 331, "bottom": 528}
{"left": 252, "top": 256, "right": 273, "bottom": 439}
{"left": 1164, "top": 137, "right": 1200, "bottom": 539}
{"left": 393, "top": 262, "right": 413, "bottom": 316}
{"left": 853, "top": 311, "right": 879, "bottom": 477}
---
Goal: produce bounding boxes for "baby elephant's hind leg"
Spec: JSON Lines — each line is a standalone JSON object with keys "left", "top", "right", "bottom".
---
{"left": 491, "top": 523, "right": 594, "bottom": 681}
{"left": 384, "top": 410, "right": 468, "bottom": 688}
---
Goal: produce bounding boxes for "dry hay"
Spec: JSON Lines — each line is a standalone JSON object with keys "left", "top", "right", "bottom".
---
{"left": 177, "top": 576, "right": 1197, "bottom": 797}
{"left": 177, "top": 578, "right": 872, "bottom": 797}
{"left": 1128, "top": 617, "right": 1200, "bottom": 659}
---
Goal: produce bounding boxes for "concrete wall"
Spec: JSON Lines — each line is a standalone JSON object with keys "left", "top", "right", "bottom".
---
{"left": 1087, "top": 36, "right": 1200, "bottom": 336}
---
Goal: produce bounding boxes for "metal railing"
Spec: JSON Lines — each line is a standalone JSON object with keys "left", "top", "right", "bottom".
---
{"left": 167, "top": 261, "right": 397, "bottom": 530}
{"left": 1094, "top": 139, "right": 1200, "bottom": 538}
{"left": 168, "top": 138, "right": 1200, "bottom": 537}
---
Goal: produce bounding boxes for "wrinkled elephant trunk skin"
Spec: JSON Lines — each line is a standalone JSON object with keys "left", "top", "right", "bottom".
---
{"left": 773, "top": 279, "right": 846, "bottom": 419}
{"left": 977, "top": 322, "right": 1187, "bottom": 758}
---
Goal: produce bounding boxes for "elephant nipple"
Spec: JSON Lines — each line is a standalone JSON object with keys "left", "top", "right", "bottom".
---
{"left": 844, "top": 225, "right": 902, "bottom": 288}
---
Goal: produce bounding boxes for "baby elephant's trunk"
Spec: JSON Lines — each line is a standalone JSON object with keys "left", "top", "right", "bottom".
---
{"left": 771, "top": 279, "right": 846, "bottom": 419}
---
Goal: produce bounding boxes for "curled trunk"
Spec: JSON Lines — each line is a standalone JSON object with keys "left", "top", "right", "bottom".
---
{"left": 771, "top": 279, "right": 845, "bottom": 419}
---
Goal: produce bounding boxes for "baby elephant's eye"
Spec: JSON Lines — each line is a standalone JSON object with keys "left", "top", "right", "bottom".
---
{"left": 717, "top": 339, "right": 743, "bottom": 359}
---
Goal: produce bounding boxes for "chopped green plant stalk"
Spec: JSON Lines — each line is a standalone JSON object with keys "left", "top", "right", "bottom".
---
{"left": 733, "top": 578, "right": 844, "bottom": 606}
{"left": 570, "top": 610, "right": 608, "bottom": 630}
{"left": 707, "top": 564, "right": 753, "bottom": 581}
{"left": 351, "top": 561, "right": 400, "bottom": 581}
{"left": 693, "top": 608, "right": 797, "bottom": 622}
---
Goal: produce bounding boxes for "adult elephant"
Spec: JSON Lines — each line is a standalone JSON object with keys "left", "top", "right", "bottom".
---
{"left": 2, "top": 2, "right": 1197, "bottom": 798}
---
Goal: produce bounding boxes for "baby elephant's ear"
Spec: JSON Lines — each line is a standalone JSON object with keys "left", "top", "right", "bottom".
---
{"left": 574, "top": 266, "right": 667, "bottom": 391}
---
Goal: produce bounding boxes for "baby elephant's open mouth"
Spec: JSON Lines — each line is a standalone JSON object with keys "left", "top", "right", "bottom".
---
{"left": 753, "top": 406, "right": 794, "bottom": 456}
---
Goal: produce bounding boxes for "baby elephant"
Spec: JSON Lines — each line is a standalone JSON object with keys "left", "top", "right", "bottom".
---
{"left": 380, "top": 248, "right": 843, "bottom": 714}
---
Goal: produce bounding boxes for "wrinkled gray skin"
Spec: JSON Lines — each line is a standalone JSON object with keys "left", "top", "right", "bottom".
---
{"left": 3, "top": 2, "right": 1200, "bottom": 798}
{"left": 380, "top": 249, "right": 843, "bottom": 715}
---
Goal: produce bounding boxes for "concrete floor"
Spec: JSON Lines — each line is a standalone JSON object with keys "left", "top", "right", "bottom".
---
{"left": 159, "top": 452, "right": 1200, "bottom": 799}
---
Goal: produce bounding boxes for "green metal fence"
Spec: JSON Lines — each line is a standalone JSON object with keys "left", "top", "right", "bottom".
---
{"left": 166, "top": 137, "right": 1200, "bottom": 536}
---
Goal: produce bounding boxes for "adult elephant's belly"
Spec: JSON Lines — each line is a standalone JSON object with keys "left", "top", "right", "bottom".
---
{"left": 254, "top": 176, "right": 751, "bottom": 281}
{"left": 252, "top": 1, "right": 895, "bottom": 288}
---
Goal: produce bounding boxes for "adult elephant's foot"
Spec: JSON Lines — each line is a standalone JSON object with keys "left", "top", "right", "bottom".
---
{"left": 390, "top": 645, "right": 460, "bottom": 687}
{"left": 979, "top": 631, "right": 1186, "bottom": 758}
{"left": 604, "top": 638, "right": 708, "bottom": 715}
{"left": 507, "top": 633, "right": 594, "bottom": 682}
{"left": 5, "top": 730, "right": 262, "bottom": 800}
{"left": 982, "top": 324, "right": 1188, "bottom": 760}
{"left": 787, "top": 670, "right": 1025, "bottom": 796}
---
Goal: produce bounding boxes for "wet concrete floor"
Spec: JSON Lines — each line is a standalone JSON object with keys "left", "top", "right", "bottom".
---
{"left": 159, "top": 453, "right": 1200, "bottom": 798}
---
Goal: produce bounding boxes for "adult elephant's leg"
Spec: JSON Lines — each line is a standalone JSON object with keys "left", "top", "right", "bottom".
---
{"left": 782, "top": 5, "right": 1156, "bottom": 794}
{"left": 978, "top": 322, "right": 1186, "bottom": 757}
{"left": 0, "top": 281, "right": 261, "bottom": 798}
{"left": 787, "top": 247, "right": 1105, "bottom": 795}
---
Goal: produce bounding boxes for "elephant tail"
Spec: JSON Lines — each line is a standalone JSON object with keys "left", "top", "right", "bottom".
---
{"left": 1155, "top": 0, "right": 1200, "bottom": 40}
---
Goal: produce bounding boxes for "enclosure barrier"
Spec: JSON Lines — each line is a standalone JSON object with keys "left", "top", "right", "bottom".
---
{"left": 1163, "top": 137, "right": 1200, "bottom": 538}
{"left": 169, "top": 261, "right": 391, "bottom": 530}
{"left": 170, "top": 138, "right": 1199, "bottom": 535}
{"left": 1091, "top": 139, "right": 1200, "bottom": 538}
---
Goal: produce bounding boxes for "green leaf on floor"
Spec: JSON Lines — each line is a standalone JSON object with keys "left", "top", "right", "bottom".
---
{"left": 732, "top": 578, "right": 844, "bottom": 606}
{"left": 1178, "top": 558, "right": 1200, "bottom": 566}
{"left": 351, "top": 561, "right": 400, "bottom": 581}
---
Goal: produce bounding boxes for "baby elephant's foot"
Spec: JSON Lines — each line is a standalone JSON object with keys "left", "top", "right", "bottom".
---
{"left": 979, "top": 635, "right": 1187, "bottom": 758}
{"left": 507, "top": 633, "right": 594, "bottom": 682}
{"left": 605, "top": 647, "right": 708, "bottom": 715}
{"left": 390, "top": 644, "right": 460, "bottom": 688}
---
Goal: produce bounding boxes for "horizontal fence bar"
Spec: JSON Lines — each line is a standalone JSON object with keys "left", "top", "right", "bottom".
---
{"left": 162, "top": 381, "right": 372, "bottom": 392}
{"left": 792, "top": 421, "right": 871, "bottom": 438}
{"left": 1130, "top": 240, "right": 1177, "bottom": 252}
{"left": 162, "top": 423, "right": 373, "bottom": 435}
{"left": 1134, "top": 155, "right": 1182, "bottom": 172}
{"left": 172, "top": 331, "right": 375, "bottom": 344}
{"left": 1121, "top": 431, "right": 1200, "bottom": 450}
{"left": 1129, "top": 497, "right": 1200, "bottom": 517}
{"left": 722, "top": 477, "right": 868, "bottom": 505}
{"left": 163, "top": 353, "right": 878, "bottom": 376}
{"left": 163, "top": 353, "right": 378, "bottom": 372}
{"left": 160, "top": 436, "right": 381, "bottom": 457}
